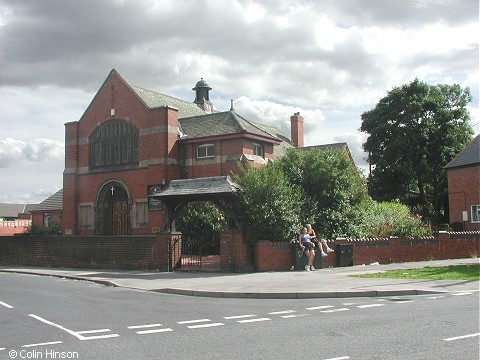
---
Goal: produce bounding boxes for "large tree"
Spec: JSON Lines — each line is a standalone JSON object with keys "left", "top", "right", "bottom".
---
{"left": 274, "top": 148, "right": 369, "bottom": 239}
{"left": 360, "top": 79, "right": 473, "bottom": 221}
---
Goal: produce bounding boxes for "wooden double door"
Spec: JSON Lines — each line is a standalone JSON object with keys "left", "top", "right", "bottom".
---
{"left": 96, "top": 182, "right": 129, "bottom": 235}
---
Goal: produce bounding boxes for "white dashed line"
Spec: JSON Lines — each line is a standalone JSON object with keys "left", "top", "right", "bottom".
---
{"left": 177, "top": 319, "right": 211, "bottom": 324}
{"left": 238, "top": 317, "right": 272, "bottom": 323}
{"left": 22, "top": 341, "right": 63, "bottom": 348}
{"left": 320, "top": 308, "right": 350, "bottom": 313}
{"left": 77, "top": 329, "right": 112, "bottom": 334}
{"left": 223, "top": 314, "right": 257, "bottom": 320}
{"left": 443, "top": 333, "right": 480, "bottom": 342}
{"left": 306, "top": 305, "right": 334, "bottom": 310}
{"left": 137, "top": 328, "right": 174, "bottom": 334}
{"left": 281, "top": 314, "right": 309, "bottom": 319}
{"left": 0, "top": 301, "right": 13, "bottom": 309}
{"left": 268, "top": 310, "right": 296, "bottom": 315}
{"left": 187, "top": 323, "right": 225, "bottom": 329}
{"left": 356, "top": 304, "right": 385, "bottom": 309}
{"left": 0, "top": 348, "right": 6, "bottom": 351}
{"left": 425, "top": 296, "right": 444, "bottom": 300}
{"left": 29, "top": 314, "right": 119, "bottom": 341}
{"left": 452, "top": 292, "right": 473, "bottom": 296}
{"left": 128, "top": 323, "right": 164, "bottom": 329}
{"left": 325, "top": 356, "right": 350, "bottom": 360}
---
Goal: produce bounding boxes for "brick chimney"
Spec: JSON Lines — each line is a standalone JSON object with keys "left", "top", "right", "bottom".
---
{"left": 290, "top": 112, "right": 304, "bottom": 148}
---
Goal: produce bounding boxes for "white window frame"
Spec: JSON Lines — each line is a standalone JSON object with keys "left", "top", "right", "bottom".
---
{"left": 135, "top": 201, "right": 148, "bottom": 227}
{"left": 253, "top": 143, "right": 264, "bottom": 158}
{"left": 196, "top": 144, "right": 215, "bottom": 159}
{"left": 471, "top": 205, "right": 480, "bottom": 223}
{"left": 78, "top": 205, "right": 93, "bottom": 228}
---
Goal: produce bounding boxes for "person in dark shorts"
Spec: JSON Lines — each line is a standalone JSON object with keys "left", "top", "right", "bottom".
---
{"left": 299, "top": 227, "right": 316, "bottom": 271}
{"left": 306, "top": 224, "right": 334, "bottom": 257}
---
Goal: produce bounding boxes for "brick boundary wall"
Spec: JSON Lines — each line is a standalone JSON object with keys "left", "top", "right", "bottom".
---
{"left": 0, "top": 234, "right": 172, "bottom": 271}
{"left": 255, "top": 231, "right": 480, "bottom": 271}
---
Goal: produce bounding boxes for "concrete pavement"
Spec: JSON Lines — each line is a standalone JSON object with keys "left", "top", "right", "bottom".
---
{"left": 1, "top": 258, "right": 479, "bottom": 299}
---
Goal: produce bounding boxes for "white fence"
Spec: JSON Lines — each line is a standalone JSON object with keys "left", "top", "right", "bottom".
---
{"left": 0, "top": 220, "right": 31, "bottom": 227}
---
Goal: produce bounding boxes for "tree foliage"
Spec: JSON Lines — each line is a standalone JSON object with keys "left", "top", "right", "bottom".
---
{"left": 274, "top": 148, "right": 369, "bottom": 239}
{"left": 360, "top": 79, "right": 473, "bottom": 221}
{"left": 353, "top": 200, "right": 432, "bottom": 238}
{"left": 231, "top": 163, "right": 307, "bottom": 243}
{"left": 176, "top": 201, "right": 226, "bottom": 255}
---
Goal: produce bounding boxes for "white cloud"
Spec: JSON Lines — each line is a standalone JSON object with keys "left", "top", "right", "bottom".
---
{"left": 0, "top": 138, "right": 63, "bottom": 168}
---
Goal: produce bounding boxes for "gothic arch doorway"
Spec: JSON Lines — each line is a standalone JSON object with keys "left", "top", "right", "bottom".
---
{"left": 96, "top": 181, "right": 130, "bottom": 235}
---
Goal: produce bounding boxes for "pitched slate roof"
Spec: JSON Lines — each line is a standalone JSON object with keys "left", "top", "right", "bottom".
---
{"left": 445, "top": 135, "right": 480, "bottom": 169}
{"left": 130, "top": 85, "right": 209, "bottom": 119}
{"left": 0, "top": 203, "right": 36, "bottom": 218}
{"left": 153, "top": 176, "right": 241, "bottom": 202}
{"left": 30, "top": 189, "right": 63, "bottom": 212}
{"left": 179, "top": 111, "right": 282, "bottom": 142}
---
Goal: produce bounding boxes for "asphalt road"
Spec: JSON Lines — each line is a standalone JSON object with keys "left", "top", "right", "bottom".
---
{"left": 1, "top": 272, "right": 478, "bottom": 360}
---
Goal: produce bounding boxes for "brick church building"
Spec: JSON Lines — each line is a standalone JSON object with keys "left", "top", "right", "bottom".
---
{"left": 62, "top": 69, "right": 309, "bottom": 236}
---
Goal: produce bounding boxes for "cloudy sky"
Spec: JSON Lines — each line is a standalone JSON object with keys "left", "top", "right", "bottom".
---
{"left": 0, "top": 0, "right": 478, "bottom": 204}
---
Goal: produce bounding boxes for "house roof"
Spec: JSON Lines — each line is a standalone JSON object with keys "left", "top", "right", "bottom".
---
{"left": 130, "top": 85, "right": 209, "bottom": 119}
{"left": 0, "top": 203, "right": 36, "bottom": 218}
{"left": 153, "top": 176, "right": 241, "bottom": 203}
{"left": 179, "top": 110, "right": 282, "bottom": 143}
{"left": 445, "top": 135, "right": 480, "bottom": 169}
{"left": 30, "top": 189, "right": 63, "bottom": 212}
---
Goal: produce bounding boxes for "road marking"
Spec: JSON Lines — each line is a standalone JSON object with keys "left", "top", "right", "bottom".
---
{"left": 325, "top": 357, "right": 350, "bottom": 360}
{"left": 0, "top": 348, "right": 5, "bottom": 351}
{"left": 177, "top": 319, "right": 211, "bottom": 324}
{"left": 238, "top": 317, "right": 271, "bottom": 323}
{"left": 29, "top": 314, "right": 119, "bottom": 341}
{"left": 268, "top": 310, "right": 296, "bottom": 315}
{"left": 281, "top": 314, "right": 309, "bottom": 319}
{"left": 452, "top": 292, "right": 473, "bottom": 296}
{"left": 223, "top": 314, "right": 257, "bottom": 320}
{"left": 0, "top": 301, "right": 13, "bottom": 309}
{"left": 356, "top": 304, "right": 385, "bottom": 309}
{"left": 128, "top": 323, "right": 164, "bottom": 329}
{"left": 306, "top": 305, "right": 334, "bottom": 310}
{"left": 77, "top": 329, "right": 112, "bottom": 334}
{"left": 443, "top": 333, "right": 480, "bottom": 342}
{"left": 187, "top": 322, "right": 225, "bottom": 329}
{"left": 22, "top": 341, "right": 63, "bottom": 348}
{"left": 320, "top": 308, "right": 350, "bottom": 313}
{"left": 425, "top": 296, "right": 444, "bottom": 299}
{"left": 137, "top": 328, "right": 174, "bottom": 334}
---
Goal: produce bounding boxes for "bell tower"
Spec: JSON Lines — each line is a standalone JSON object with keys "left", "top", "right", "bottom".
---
{"left": 193, "top": 78, "right": 213, "bottom": 113}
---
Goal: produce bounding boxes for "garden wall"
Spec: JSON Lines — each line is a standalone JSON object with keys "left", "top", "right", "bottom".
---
{"left": 255, "top": 231, "right": 480, "bottom": 271}
{"left": 0, "top": 233, "right": 176, "bottom": 271}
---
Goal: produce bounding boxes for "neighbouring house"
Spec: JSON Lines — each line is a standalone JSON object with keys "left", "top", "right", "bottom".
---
{"left": 63, "top": 69, "right": 354, "bottom": 237}
{"left": 0, "top": 203, "right": 35, "bottom": 235}
{"left": 445, "top": 134, "right": 480, "bottom": 231}
{"left": 29, "top": 189, "right": 63, "bottom": 231}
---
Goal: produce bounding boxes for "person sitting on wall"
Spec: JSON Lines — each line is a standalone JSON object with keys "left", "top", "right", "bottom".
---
{"left": 299, "top": 227, "right": 316, "bottom": 271}
{"left": 306, "top": 223, "right": 334, "bottom": 257}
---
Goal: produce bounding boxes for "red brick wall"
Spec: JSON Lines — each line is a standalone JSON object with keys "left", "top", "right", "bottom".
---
{"left": 447, "top": 165, "right": 480, "bottom": 230}
{"left": 255, "top": 232, "right": 480, "bottom": 271}
{"left": 220, "top": 230, "right": 254, "bottom": 272}
{"left": 0, "top": 234, "right": 172, "bottom": 271}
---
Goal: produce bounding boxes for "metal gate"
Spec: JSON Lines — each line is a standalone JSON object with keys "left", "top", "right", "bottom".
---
{"left": 181, "top": 236, "right": 202, "bottom": 268}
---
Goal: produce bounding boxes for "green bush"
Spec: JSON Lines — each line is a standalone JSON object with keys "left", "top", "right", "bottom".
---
{"left": 26, "top": 222, "right": 62, "bottom": 235}
{"left": 354, "top": 200, "right": 432, "bottom": 238}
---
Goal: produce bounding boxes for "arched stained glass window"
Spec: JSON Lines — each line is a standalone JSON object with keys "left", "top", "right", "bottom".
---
{"left": 90, "top": 120, "right": 138, "bottom": 170}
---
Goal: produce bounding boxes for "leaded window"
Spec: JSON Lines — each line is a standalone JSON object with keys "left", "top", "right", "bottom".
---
{"left": 90, "top": 120, "right": 138, "bottom": 170}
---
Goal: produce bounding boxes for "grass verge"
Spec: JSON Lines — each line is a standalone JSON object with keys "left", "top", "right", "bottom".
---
{"left": 352, "top": 264, "right": 480, "bottom": 281}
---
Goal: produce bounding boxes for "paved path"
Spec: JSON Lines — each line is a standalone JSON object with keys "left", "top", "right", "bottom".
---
{"left": 1, "top": 258, "right": 479, "bottom": 299}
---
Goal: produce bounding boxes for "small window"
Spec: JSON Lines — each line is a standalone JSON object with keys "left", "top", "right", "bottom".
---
{"left": 253, "top": 143, "right": 264, "bottom": 158}
{"left": 196, "top": 144, "right": 214, "bottom": 159}
{"left": 471, "top": 205, "right": 480, "bottom": 223}
{"left": 79, "top": 205, "right": 93, "bottom": 228}
{"left": 136, "top": 201, "right": 148, "bottom": 226}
